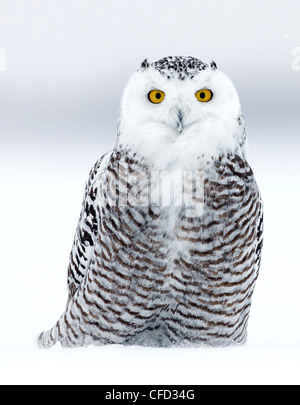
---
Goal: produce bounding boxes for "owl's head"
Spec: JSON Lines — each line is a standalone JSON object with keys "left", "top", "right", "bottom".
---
{"left": 118, "top": 56, "right": 246, "bottom": 168}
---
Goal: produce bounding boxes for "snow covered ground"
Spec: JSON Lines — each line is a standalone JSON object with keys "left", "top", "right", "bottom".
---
{"left": 0, "top": 127, "right": 299, "bottom": 385}
{"left": 1, "top": 341, "right": 299, "bottom": 385}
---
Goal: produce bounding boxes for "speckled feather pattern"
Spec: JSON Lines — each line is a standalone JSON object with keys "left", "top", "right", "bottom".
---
{"left": 153, "top": 56, "right": 210, "bottom": 80}
{"left": 39, "top": 147, "right": 263, "bottom": 348}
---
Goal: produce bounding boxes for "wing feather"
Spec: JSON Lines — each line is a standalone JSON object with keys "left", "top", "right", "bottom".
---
{"left": 67, "top": 151, "right": 112, "bottom": 300}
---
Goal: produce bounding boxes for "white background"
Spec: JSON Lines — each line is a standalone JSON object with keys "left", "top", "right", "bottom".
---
{"left": 0, "top": 0, "right": 299, "bottom": 385}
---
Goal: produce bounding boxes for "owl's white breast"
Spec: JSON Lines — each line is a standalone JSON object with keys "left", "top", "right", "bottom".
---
{"left": 118, "top": 118, "right": 244, "bottom": 172}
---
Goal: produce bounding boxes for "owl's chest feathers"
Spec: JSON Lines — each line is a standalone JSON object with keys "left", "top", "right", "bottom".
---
{"left": 102, "top": 150, "right": 255, "bottom": 288}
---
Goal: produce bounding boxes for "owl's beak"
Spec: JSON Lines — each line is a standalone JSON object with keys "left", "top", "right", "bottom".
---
{"left": 176, "top": 108, "right": 184, "bottom": 134}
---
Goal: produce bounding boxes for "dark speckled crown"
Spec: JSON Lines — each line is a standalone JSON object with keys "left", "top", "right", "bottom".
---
{"left": 141, "top": 56, "right": 217, "bottom": 80}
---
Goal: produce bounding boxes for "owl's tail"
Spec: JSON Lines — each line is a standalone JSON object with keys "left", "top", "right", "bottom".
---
{"left": 38, "top": 322, "right": 60, "bottom": 349}
{"left": 38, "top": 296, "right": 88, "bottom": 348}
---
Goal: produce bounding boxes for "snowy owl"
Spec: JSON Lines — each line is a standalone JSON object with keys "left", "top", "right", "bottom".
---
{"left": 39, "top": 56, "right": 263, "bottom": 348}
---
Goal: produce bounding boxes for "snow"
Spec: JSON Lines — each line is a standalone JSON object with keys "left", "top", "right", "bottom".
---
{"left": 1, "top": 127, "right": 300, "bottom": 385}
{"left": 1, "top": 343, "right": 300, "bottom": 385}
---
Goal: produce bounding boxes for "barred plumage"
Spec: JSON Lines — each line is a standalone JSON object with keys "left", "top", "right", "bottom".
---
{"left": 39, "top": 56, "right": 263, "bottom": 348}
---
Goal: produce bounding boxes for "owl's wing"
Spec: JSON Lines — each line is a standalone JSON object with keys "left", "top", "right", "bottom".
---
{"left": 67, "top": 151, "right": 112, "bottom": 301}
{"left": 255, "top": 194, "right": 264, "bottom": 270}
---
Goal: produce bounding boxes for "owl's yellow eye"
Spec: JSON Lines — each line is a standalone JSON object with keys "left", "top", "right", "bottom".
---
{"left": 195, "top": 89, "right": 213, "bottom": 102}
{"left": 148, "top": 89, "right": 165, "bottom": 104}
